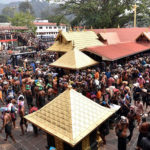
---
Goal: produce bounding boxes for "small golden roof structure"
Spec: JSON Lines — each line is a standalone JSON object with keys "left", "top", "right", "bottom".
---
{"left": 25, "top": 88, "right": 117, "bottom": 147}
{"left": 47, "top": 31, "right": 104, "bottom": 52}
{"left": 50, "top": 48, "right": 99, "bottom": 69}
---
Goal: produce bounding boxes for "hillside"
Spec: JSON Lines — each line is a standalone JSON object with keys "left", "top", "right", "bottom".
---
{"left": 0, "top": 0, "right": 59, "bottom": 18}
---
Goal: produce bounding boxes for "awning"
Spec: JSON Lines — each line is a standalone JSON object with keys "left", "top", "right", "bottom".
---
{"left": 84, "top": 42, "right": 150, "bottom": 61}
{"left": 0, "top": 26, "right": 28, "bottom": 31}
{"left": 0, "top": 39, "right": 17, "bottom": 42}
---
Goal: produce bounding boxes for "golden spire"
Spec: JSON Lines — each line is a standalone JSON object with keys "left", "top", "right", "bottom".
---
{"left": 72, "top": 40, "right": 75, "bottom": 49}
{"left": 104, "top": 27, "right": 106, "bottom": 33}
{"left": 77, "top": 26, "right": 80, "bottom": 31}
{"left": 83, "top": 26, "right": 86, "bottom": 31}
{"left": 69, "top": 26, "right": 73, "bottom": 32}
{"left": 133, "top": 3, "right": 137, "bottom": 27}
{"left": 58, "top": 30, "right": 62, "bottom": 33}
{"left": 146, "top": 28, "right": 149, "bottom": 32}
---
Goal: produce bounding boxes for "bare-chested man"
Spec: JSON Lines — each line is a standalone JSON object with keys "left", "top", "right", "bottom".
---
{"left": 0, "top": 111, "right": 16, "bottom": 142}
{"left": 18, "top": 97, "right": 27, "bottom": 135}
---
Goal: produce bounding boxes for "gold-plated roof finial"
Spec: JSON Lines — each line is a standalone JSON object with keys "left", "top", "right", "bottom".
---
{"left": 69, "top": 26, "right": 73, "bottom": 32}
{"left": 84, "top": 26, "right": 86, "bottom": 31}
{"left": 59, "top": 29, "right": 62, "bottom": 33}
{"left": 104, "top": 27, "right": 106, "bottom": 32}
{"left": 72, "top": 40, "right": 75, "bottom": 49}
{"left": 68, "top": 84, "right": 72, "bottom": 90}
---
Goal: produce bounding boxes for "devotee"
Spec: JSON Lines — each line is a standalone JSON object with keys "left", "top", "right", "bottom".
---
{"left": 29, "top": 104, "right": 38, "bottom": 136}
{"left": 0, "top": 110, "right": 16, "bottom": 142}
{"left": 127, "top": 106, "right": 137, "bottom": 143}
{"left": 115, "top": 116, "right": 129, "bottom": 150}
{"left": 141, "top": 132, "right": 150, "bottom": 150}
{"left": 135, "top": 98, "right": 144, "bottom": 125}
{"left": 18, "top": 96, "right": 27, "bottom": 136}
{"left": 136, "top": 115, "right": 150, "bottom": 150}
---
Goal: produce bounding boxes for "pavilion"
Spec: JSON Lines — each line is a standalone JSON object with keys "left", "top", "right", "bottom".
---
{"left": 50, "top": 48, "right": 99, "bottom": 70}
{"left": 24, "top": 88, "right": 119, "bottom": 150}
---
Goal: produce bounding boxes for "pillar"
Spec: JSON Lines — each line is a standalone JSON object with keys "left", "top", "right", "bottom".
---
{"left": 55, "top": 136, "right": 64, "bottom": 150}
{"left": 82, "top": 135, "right": 90, "bottom": 150}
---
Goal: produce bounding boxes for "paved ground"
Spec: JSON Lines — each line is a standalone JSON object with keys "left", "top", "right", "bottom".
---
{"left": 0, "top": 114, "right": 149, "bottom": 150}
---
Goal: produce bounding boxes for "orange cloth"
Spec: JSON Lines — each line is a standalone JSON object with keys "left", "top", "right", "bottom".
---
{"left": 95, "top": 72, "right": 99, "bottom": 79}
{"left": 97, "top": 90, "right": 102, "bottom": 99}
{"left": 0, "top": 68, "right": 4, "bottom": 74}
{"left": 0, "top": 91, "right": 2, "bottom": 99}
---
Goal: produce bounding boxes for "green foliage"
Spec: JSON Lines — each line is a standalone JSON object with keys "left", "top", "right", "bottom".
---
{"left": 2, "top": 6, "right": 16, "bottom": 18}
{"left": 9, "top": 12, "right": 36, "bottom": 33}
{"left": 19, "top": 1, "right": 34, "bottom": 15}
{"left": 0, "top": 15, "right": 8, "bottom": 22}
{"left": 39, "top": 0, "right": 150, "bottom": 28}
{"left": 136, "top": 0, "right": 150, "bottom": 27}
{"left": 60, "top": 0, "right": 137, "bottom": 28}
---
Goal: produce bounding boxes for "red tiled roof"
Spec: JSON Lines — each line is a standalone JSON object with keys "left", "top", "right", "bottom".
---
{"left": 99, "top": 32, "right": 120, "bottom": 45}
{"left": 34, "top": 22, "right": 66, "bottom": 26}
{"left": 89, "top": 28, "right": 149, "bottom": 43}
{"left": 0, "top": 26, "right": 28, "bottom": 30}
{"left": 85, "top": 42, "right": 150, "bottom": 61}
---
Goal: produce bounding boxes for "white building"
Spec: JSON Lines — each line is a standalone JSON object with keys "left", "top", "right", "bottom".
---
{"left": 34, "top": 20, "right": 67, "bottom": 39}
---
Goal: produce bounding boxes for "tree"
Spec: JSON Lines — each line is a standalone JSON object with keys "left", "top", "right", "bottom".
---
{"left": 42, "top": 0, "right": 150, "bottom": 28}
{"left": 9, "top": 12, "right": 36, "bottom": 33}
{"left": 136, "top": 0, "right": 150, "bottom": 27}
{"left": 19, "top": 1, "right": 34, "bottom": 15}
{"left": 2, "top": 6, "right": 16, "bottom": 18}
{"left": 58, "top": 0, "right": 138, "bottom": 28}
{"left": 0, "top": 15, "right": 8, "bottom": 23}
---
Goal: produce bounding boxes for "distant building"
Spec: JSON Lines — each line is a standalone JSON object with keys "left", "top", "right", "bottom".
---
{"left": 0, "top": 23, "right": 28, "bottom": 50}
{"left": 0, "top": 23, "right": 11, "bottom": 26}
{"left": 34, "top": 19, "right": 67, "bottom": 40}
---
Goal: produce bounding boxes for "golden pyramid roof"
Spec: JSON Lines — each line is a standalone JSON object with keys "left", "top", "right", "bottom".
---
{"left": 24, "top": 88, "right": 117, "bottom": 146}
{"left": 47, "top": 41, "right": 73, "bottom": 52}
{"left": 50, "top": 48, "right": 99, "bottom": 69}
{"left": 47, "top": 31, "right": 104, "bottom": 52}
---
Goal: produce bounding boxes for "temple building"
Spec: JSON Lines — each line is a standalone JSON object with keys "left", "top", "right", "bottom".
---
{"left": 0, "top": 25, "right": 28, "bottom": 50}
{"left": 84, "top": 28, "right": 150, "bottom": 61}
{"left": 25, "top": 88, "right": 119, "bottom": 150}
{"left": 47, "top": 30, "right": 104, "bottom": 53}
